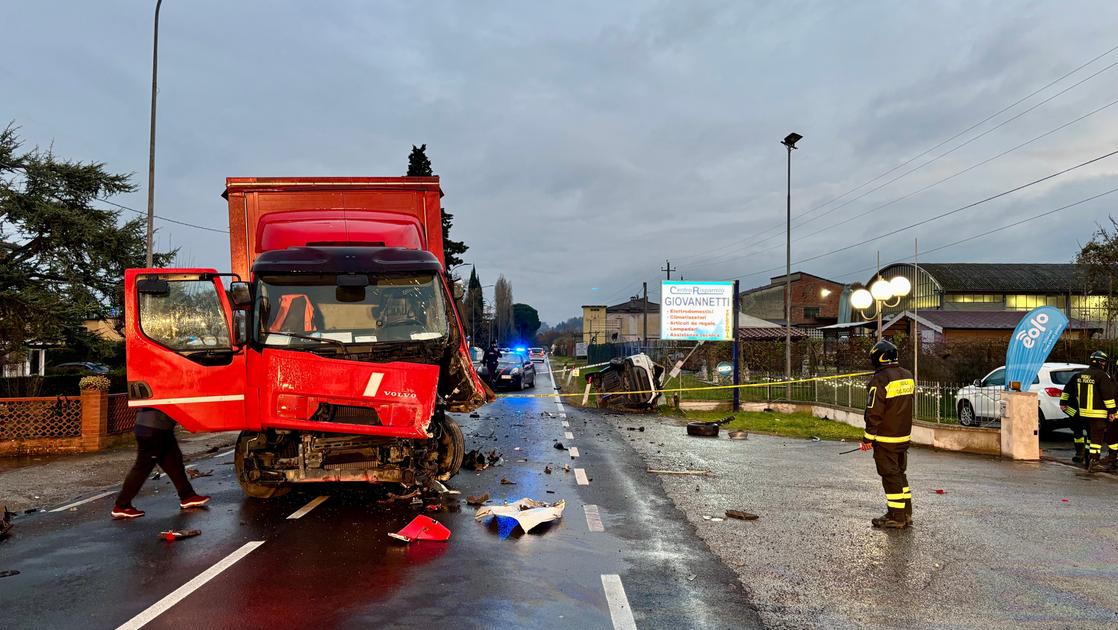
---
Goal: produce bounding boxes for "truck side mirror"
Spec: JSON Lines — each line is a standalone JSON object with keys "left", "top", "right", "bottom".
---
{"left": 453, "top": 282, "right": 465, "bottom": 301}
{"left": 232, "top": 310, "right": 248, "bottom": 347}
{"left": 228, "top": 281, "right": 252, "bottom": 308}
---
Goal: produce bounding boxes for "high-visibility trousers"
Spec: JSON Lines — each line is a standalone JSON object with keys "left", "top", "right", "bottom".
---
{"left": 873, "top": 442, "right": 911, "bottom": 516}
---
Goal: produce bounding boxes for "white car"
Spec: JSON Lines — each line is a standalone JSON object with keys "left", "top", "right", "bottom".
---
{"left": 955, "top": 362, "right": 1086, "bottom": 430}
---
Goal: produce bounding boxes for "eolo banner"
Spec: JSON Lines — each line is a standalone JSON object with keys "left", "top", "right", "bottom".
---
{"left": 1004, "top": 306, "right": 1069, "bottom": 390}
{"left": 660, "top": 281, "right": 735, "bottom": 341}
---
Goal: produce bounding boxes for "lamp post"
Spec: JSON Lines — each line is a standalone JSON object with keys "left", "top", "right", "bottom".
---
{"left": 850, "top": 274, "right": 912, "bottom": 339}
{"left": 781, "top": 132, "right": 802, "bottom": 396}
{"left": 145, "top": 0, "right": 164, "bottom": 267}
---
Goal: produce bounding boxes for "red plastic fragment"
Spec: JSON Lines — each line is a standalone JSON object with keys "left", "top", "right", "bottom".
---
{"left": 388, "top": 515, "right": 451, "bottom": 543}
{"left": 1060, "top": 498, "right": 1069, "bottom": 503}
{"left": 934, "top": 489, "right": 945, "bottom": 494}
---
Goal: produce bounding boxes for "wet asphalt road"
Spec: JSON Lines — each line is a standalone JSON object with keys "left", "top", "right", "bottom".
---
{"left": 617, "top": 415, "right": 1118, "bottom": 629}
{"left": 0, "top": 360, "right": 759, "bottom": 630}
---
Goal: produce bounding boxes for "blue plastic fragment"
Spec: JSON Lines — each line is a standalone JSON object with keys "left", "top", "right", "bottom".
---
{"left": 495, "top": 515, "right": 519, "bottom": 538}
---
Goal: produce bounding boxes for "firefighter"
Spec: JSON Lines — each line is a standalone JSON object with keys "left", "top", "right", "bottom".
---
{"left": 1060, "top": 350, "right": 1117, "bottom": 473}
{"left": 859, "top": 339, "right": 915, "bottom": 529}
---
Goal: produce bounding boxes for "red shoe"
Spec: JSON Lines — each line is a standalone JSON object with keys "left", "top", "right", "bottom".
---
{"left": 179, "top": 495, "right": 210, "bottom": 509}
{"left": 111, "top": 506, "right": 145, "bottom": 520}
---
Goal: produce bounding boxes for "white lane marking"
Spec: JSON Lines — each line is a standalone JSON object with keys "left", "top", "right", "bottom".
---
{"left": 575, "top": 468, "right": 589, "bottom": 485}
{"left": 584, "top": 504, "right": 605, "bottom": 532}
{"left": 362, "top": 372, "right": 384, "bottom": 397}
{"left": 286, "top": 495, "right": 329, "bottom": 520}
{"left": 50, "top": 490, "right": 116, "bottom": 512}
{"left": 556, "top": 400, "right": 567, "bottom": 413}
{"left": 559, "top": 412, "right": 567, "bottom": 418}
{"left": 128, "top": 394, "right": 244, "bottom": 407}
{"left": 116, "top": 541, "right": 265, "bottom": 630}
{"left": 564, "top": 431, "right": 574, "bottom": 440}
{"left": 569, "top": 447, "right": 580, "bottom": 458}
{"left": 213, "top": 449, "right": 235, "bottom": 459}
{"left": 601, "top": 574, "right": 638, "bottom": 630}
{"left": 562, "top": 421, "right": 570, "bottom": 428}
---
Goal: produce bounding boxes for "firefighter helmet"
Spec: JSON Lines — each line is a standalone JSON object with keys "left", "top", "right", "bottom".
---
{"left": 1089, "top": 350, "right": 1108, "bottom": 369}
{"left": 870, "top": 339, "right": 899, "bottom": 367}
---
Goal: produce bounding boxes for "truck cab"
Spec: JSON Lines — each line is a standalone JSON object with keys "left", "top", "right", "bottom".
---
{"left": 124, "top": 177, "right": 490, "bottom": 497}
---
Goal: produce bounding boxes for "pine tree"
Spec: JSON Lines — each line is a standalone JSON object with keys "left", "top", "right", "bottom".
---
{"left": 464, "top": 267, "right": 485, "bottom": 342}
{"left": 405, "top": 144, "right": 468, "bottom": 268}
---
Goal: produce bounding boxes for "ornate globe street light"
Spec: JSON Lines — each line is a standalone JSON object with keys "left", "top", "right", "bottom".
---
{"left": 851, "top": 274, "right": 911, "bottom": 339}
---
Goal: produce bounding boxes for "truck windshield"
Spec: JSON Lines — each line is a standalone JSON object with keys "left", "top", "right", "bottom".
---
{"left": 254, "top": 273, "right": 449, "bottom": 346}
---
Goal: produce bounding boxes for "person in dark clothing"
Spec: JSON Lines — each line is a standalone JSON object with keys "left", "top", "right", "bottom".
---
{"left": 111, "top": 408, "right": 210, "bottom": 519}
{"left": 1060, "top": 350, "right": 1117, "bottom": 473}
{"left": 860, "top": 339, "right": 915, "bottom": 529}
{"left": 482, "top": 343, "right": 502, "bottom": 386}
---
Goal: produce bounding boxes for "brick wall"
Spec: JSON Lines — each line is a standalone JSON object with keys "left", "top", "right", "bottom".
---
{"left": 740, "top": 273, "right": 844, "bottom": 326}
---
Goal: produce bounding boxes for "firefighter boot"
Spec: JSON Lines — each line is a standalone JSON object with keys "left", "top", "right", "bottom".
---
{"left": 1072, "top": 442, "right": 1085, "bottom": 464}
{"left": 1086, "top": 453, "right": 1102, "bottom": 474}
{"left": 871, "top": 511, "right": 907, "bottom": 529}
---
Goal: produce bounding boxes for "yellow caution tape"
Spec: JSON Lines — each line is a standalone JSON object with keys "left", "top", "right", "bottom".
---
{"left": 497, "top": 371, "right": 873, "bottom": 399}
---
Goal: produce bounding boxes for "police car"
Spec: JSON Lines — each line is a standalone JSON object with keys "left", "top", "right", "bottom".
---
{"left": 954, "top": 362, "right": 1086, "bottom": 430}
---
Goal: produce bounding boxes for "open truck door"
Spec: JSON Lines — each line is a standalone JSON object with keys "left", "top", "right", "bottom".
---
{"left": 124, "top": 268, "right": 248, "bottom": 432}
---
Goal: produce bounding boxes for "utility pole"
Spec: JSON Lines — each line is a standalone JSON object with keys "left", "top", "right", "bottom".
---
{"left": 661, "top": 259, "right": 676, "bottom": 280}
{"left": 642, "top": 282, "right": 649, "bottom": 344}
{"left": 781, "top": 132, "right": 802, "bottom": 399}
{"left": 145, "top": 0, "right": 164, "bottom": 267}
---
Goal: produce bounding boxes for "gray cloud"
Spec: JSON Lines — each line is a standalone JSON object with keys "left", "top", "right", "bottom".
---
{"left": 5, "top": 0, "right": 1118, "bottom": 322}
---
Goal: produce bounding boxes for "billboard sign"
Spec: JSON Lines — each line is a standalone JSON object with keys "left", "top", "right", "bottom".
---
{"left": 660, "top": 281, "right": 735, "bottom": 341}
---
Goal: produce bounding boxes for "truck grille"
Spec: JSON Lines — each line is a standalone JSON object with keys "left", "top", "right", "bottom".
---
{"left": 309, "top": 403, "right": 381, "bottom": 426}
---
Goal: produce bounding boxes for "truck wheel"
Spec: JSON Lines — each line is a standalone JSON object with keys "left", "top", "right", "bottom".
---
{"left": 435, "top": 417, "right": 465, "bottom": 481}
{"left": 234, "top": 431, "right": 290, "bottom": 499}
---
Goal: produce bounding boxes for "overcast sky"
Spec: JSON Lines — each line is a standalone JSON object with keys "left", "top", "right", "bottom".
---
{"left": 6, "top": 1, "right": 1118, "bottom": 323}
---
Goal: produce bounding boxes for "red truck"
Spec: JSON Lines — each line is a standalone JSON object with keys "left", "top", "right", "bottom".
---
{"left": 124, "top": 177, "right": 491, "bottom": 498}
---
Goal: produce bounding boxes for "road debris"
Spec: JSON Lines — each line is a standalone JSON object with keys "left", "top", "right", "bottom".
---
{"left": 0, "top": 570, "right": 20, "bottom": 578}
{"left": 544, "top": 465, "right": 553, "bottom": 474}
{"left": 726, "top": 510, "right": 760, "bottom": 521}
{"left": 389, "top": 515, "right": 451, "bottom": 543}
{"left": 475, "top": 498, "right": 566, "bottom": 536}
{"left": 687, "top": 416, "right": 734, "bottom": 437}
{"left": 935, "top": 489, "right": 946, "bottom": 495}
{"left": 563, "top": 464, "right": 571, "bottom": 473}
{"left": 150, "top": 472, "right": 162, "bottom": 480}
{"left": 1, "top": 503, "right": 12, "bottom": 537}
{"left": 727, "top": 430, "right": 748, "bottom": 440}
{"left": 487, "top": 449, "right": 502, "bottom": 464}
{"left": 500, "top": 477, "right": 517, "bottom": 485}
{"left": 553, "top": 442, "right": 566, "bottom": 450}
{"left": 463, "top": 450, "right": 489, "bottom": 471}
{"left": 470, "top": 412, "right": 481, "bottom": 418}
{"left": 647, "top": 469, "right": 713, "bottom": 476}
{"left": 159, "top": 529, "right": 201, "bottom": 541}
{"left": 186, "top": 468, "right": 214, "bottom": 479}
{"left": 466, "top": 493, "right": 490, "bottom": 506}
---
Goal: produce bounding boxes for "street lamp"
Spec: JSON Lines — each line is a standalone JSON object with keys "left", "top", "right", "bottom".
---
{"left": 781, "top": 132, "right": 802, "bottom": 395}
{"left": 145, "top": 0, "right": 164, "bottom": 267}
{"left": 851, "top": 275, "right": 911, "bottom": 339}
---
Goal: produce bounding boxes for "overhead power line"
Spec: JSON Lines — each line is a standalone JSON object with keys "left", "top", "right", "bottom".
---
{"left": 98, "top": 198, "right": 229, "bottom": 234}
{"left": 730, "top": 147, "right": 1118, "bottom": 281}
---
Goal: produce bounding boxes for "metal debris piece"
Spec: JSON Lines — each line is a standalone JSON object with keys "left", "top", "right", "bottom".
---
{"left": 187, "top": 468, "right": 214, "bottom": 479}
{"left": 563, "top": 464, "right": 571, "bottom": 473}
{"left": 725, "top": 510, "right": 759, "bottom": 521}
{"left": 475, "top": 498, "right": 566, "bottom": 535}
{"left": 389, "top": 515, "right": 451, "bottom": 543}
{"left": 466, "top": 493, "right": 490, "bottom": 506}
{"left": 500, "top": 477, "right": 517, "bottom": 485}
{"left": 486, "top": 449, "right": 502, "bottom": 464}
{"left": 553, "top": 442, "right": 566, "bottom": 450}
{"left": 544, "top": 465, "right": 553, "bottom": 474}
{"left": 463, "top": 450, "right": 489, "bottom": 471}
{"left": 727, "top": 430, "right": 748, "bottom": 440}
{"left": 159, "top": 529, "right": 201, "bottom": 541}
{"left": 710, "top": 517, "right": 724, "bottom": 522}
{"left": 0, "top": 570, "right": 20, "bottom": 578}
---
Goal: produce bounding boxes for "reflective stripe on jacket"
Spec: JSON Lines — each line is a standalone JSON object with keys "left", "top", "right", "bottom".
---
{"left": 863, "top": 364, "right": 914, "bottom": 444}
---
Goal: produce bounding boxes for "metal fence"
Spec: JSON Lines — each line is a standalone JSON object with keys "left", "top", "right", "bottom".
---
{"left": 0, "top": 396, "right": 82, "bottom": 440}
{"left": 108, "top": 393, "right": 137, "bottom": 434}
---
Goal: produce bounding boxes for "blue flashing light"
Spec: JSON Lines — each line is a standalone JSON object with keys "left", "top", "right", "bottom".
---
{"left": 515, "top": 346, "right": 527, "bottom": 353}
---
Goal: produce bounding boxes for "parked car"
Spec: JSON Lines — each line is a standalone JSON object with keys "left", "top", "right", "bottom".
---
{"left": 46, "top": 362, "right": 111, "bottom": 376}
{"left": 528, "top": 347, "right": 546, "bottom": 362}
{"left": 491, "top": 353, "right": 536, "bottom": 390}
{"left": 954, "top": 362, "right": 1086, "bottom": 430}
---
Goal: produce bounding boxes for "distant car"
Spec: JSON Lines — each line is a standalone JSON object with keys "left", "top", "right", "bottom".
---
{"left": 47, "top": 362, "right": 111, "bottom": 376}
{"left": 528, "top": 347, "right": 546, "bottom": 362}
{"left": 491, "top": 353, "right": 536, "bottom": 390}
{"left": 954, "top": 362, "right": 1086, "bottom": 430}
